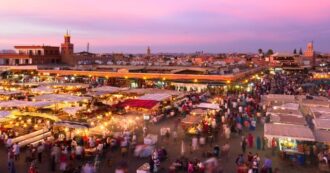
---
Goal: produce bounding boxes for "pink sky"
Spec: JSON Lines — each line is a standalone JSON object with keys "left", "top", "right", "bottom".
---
{"left": 1, "top": 0, "right": 330, "bottom": 53}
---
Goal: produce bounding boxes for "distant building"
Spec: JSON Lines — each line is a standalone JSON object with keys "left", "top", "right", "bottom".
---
{"left": 0, "top": 45, "right": 61, "bottom": 65}
{"left": 147, "top": 46, "right": 151, "bottom": 56}
{"left": 304, "top": 42, "right": 314, "bottom": 57}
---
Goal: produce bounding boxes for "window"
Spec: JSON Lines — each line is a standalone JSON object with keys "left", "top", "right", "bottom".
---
{"left": 37, "top": 50, "right": 42, "bottom": 55}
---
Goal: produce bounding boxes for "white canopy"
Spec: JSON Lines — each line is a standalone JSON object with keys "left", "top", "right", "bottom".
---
{"left": 266, "top": 108, "right": 302, "bottom": 117}
{"left": 53, "top": 121, "right": 90, "bottom": 129}
{"left": 264, "top": 123, "right": 315, "bottom": 141}
{"left": 273, "top": 103, "right": 299, "bottom": 111}
{"left": 33, "top": 94, "right": 91, "bottom": 103}
{"left": 0, "top": 111, "right": 12, "bottom": 122}
{"left": 0, "top": 100, "right": 55, "bottom": 108}
{"left": 314, "top": 119, "right": 330, "bottom": 130}
{"left": 196, "top": 103, "right": 220, "bottom": 110}
{"left": 62, "top": 107, "right": 84, "bottom": 115}
{"left": 31, "top": 86, "right": 55, "bottom": 94}
{"left": 315, "top": 130, "right": 330, "bottom": 143}
{"left": 0, "top": 89, "right": 21, "bottom": 95}
{"left": 138, "top": 93, "right": 171, "bottom": 101}
{"left": 270, "top": 114, "right": 306, "bottom": 126}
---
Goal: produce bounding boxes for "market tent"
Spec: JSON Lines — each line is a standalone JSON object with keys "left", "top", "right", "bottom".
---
{"left": 182, "top": 115, "right": 202, "bottom": 125}
{"left": 273, "top": 103, "right": 299, "bottom": 111}
{"left": 62, "top": 107, "right": 84, "bottom": 116}
{"left": 196, "top": 103, "right": 220, "bottom": 110}
{"left": 310, "top": 107, "right": 330, "bottom": 119}
{"left": 314, "top": 130, "right": 330, "bottom": 143}
{"left": 270, "top": 114, "right": 306, "bottom": 126}
{"left": 11, "top": 111, "right": 61, "bottom": 121}
{"left": 91, "top": 86, "right": 126, "bottom": 92}
{"left": 123, "top": 88, "right": 182, "bottom": 96}
{"left": 266, "top": 108, "right": 302, "bottom": 117}
{"left": 0, "top": 100, "right": 55, "bottom": 108}
{"left": 264, "top": 123, "right": 315, "bottom": 141}
{"left": 33, "top": 94, "right": 91, "bottom": 102}
{"left": 50, "top": 83, "right": 89, "bottom": 89}
{"left": 314, "top": 119, "right": 330, "bottom": 130}
{"left": 31, "top": 86, "right": 55, "bottom": 94}
{"left": 0, "top": 111, "right": 12, "bottom": 122}
{"left": 0, "top": 89, "right": 21, "bottom": 95}
{"left": 117, "top": 99, "right": 159, "bottom": 109}
{"left": 138, "top": 93, "right": 171, "bottom": 101}
{"left": 261, "top": 94, "right": 296, "bottom": 105}
{"left": 53, "top": 121, "right": 90, "bottom": 129}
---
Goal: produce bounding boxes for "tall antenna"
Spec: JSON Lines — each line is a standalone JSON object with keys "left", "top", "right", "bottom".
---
{"left": 87, "top": 42, "right": 90, "bottom": 53}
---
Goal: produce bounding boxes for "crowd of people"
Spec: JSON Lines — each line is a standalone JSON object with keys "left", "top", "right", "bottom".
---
{"left": 1, "top": 71, "right": 329, "bottom": 173}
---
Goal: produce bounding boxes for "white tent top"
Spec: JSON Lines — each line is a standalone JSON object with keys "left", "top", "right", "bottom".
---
{"left": 0, "top": 89, "right": 21, "bottom": 95}
{"left": 62, "top": 107, "right": 84, "bottom": 115}
{"left": 270, "top": 114, "right": 306, "bottom": 126}
{"left": 314, "top": 119, "right": 330, "bottom": 130}
{"left": 196, "top": 102, "right": 220, "bottom": 110}
{"left": 31, "top": 86, "right": 55, "bottom": 94}
{"left": 49, "top": 83, "right": 89, "bottom": 88}
{"left": 138, "top": 93, "right": 172, "bottom": 101}
{"left": 33, "top": 94, "right": 91, "bottom": 103}
{"left": 273, "top": 103, "right": 299, "bottom": 111}
{"left": 53, "top": 121, "right": 90, "bottom": 129}
{"left": 0, "top": 100, "right": 55, "bottom": 108}
{"left": 264, "top": 123, "right": 315, "bottom": 141}
{"left": 123, "top": 88, "right": 182, "bottom": 96}
{"left": 0, "top": 111, "right": 12, "bottom": 122}
{"left": 91, "top": 86, "right": 126, "bottom": 93}
{"left": 314, "top": 130, "right": 330, "bottom": 143}
{"left": 310, "top": 107, "right": 330, "bottom": 115}
{"left": 266, "top": 108, "right": 302, "bottom": 117}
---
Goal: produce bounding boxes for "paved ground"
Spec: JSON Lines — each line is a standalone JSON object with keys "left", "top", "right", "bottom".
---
{"left": 0, "top": 116, "right": 321, "bottom": 173}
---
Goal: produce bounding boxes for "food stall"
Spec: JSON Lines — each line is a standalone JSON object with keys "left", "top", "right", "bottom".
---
{"left": 264, "top": 123, "right": 315, "bottom": 155}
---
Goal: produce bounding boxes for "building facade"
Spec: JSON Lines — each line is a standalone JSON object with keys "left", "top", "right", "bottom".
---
{"left": 0, "top": 45, "right": 61, "bottom": 65}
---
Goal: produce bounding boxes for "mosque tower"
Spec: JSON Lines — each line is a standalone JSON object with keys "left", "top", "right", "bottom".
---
{"left": 61, "top": 30, "right": 74, "bottom": 55}
{"left": 304, "top": 42, "right": 314, "bottom": 57}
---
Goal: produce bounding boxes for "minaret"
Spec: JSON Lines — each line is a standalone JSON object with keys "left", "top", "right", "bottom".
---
{"left": 61, "top": 30, "right": 74, "bottom": 55}
{"left": 304, "top": 41, "right": 314, "bottom": 57}
{"left": 147, "top": 46, "right": 151, "bottom": 56}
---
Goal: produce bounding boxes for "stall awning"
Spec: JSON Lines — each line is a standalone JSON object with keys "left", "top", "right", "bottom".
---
{"left": 315, "top": 130, "right": 330, "bottom": 143}
{"left": 53, "top": 121, "right": 90, "bottom": 129}
{"left": 118, "top": 99, "right": 159, "bottom": 109}
{"left": 264, "top": 123, "right": 315, "bottom": 141}
{"left": 0, "top": 100, "right": 55, "bottom": 108}
{"left": 33, "top": 94, "right": 91, "bottom": 103}
{"left": 138, "top": 93, "right": 171, "bottom": 101}
{"left": 270, "top": 114, "right": 306, "bottom": 126}
{"left": 314, "top": 119, "right": 330, "bottom": 130}
{"left": 62, "top": 107, "right": 84, "bottom": 115}
{"left": 273, "top": 103, "right": 299, "bottom": 111}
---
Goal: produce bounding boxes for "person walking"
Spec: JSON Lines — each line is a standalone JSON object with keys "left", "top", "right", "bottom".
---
{"left": 248, "top": 133, "right": 254, "bottom": 148}
{"left": 256, "top": 136, "right": 261, "bottom": 150}
{"left": 241, "top": 137, "right": 247, "bottom": 153}
{"left": 8, "top": 150, "right": 16, "bottom": 173}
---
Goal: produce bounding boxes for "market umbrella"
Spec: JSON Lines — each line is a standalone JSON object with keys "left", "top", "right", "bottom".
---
{"left": 181, "top": 140, "right": 185, "bottom": 156}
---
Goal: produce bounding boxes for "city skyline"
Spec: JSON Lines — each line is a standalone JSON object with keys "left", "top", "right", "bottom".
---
{"left": 1, "top": 0, "right": 330, "bottom": 53}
